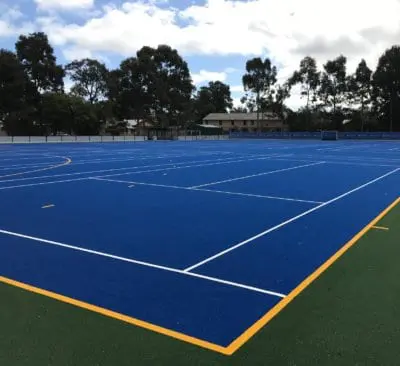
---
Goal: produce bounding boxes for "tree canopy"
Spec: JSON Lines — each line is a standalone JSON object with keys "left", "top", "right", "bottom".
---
{"left": 1, "top": 31, "right": 400, "bottom": 135}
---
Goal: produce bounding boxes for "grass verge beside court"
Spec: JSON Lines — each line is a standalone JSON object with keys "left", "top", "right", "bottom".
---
{"left": 1, "top": 201, "right": 400, "bottom": 366}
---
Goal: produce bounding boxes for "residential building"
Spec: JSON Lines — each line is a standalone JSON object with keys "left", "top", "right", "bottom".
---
{"left": 202, "top": 112, "right": 286, "bottom": 133}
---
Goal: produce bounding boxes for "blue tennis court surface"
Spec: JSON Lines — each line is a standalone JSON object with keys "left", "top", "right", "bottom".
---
{"left": 0, "top": 140, "right": 399, "bottom": 351}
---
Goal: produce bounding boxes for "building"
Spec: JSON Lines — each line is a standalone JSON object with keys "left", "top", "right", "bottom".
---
{"left": 202, "top": 112, "right": 286, "bottom": 133}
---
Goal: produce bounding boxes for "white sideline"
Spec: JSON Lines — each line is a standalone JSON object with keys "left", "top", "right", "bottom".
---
{"left": 183, "top": 167, "right": 400, "bottom": 272}
{"left": 189, "top": 161, "right": 326, "bottom": 189}
{"left": 0, "top": 229, "right": 286, "bottom": 298}
{"left": 0, "top": 154, "right": 279, "bottom": 184}
{"left": 90, "top": 177, "right": 323, "bottom": 205}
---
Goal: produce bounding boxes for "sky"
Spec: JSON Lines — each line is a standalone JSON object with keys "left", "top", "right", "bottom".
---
{"left": 1, "top": 0, "right": 400, "bottom": 110}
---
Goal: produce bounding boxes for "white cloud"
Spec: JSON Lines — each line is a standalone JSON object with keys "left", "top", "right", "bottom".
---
{"left": 232, "top": 97, "right": 243, "bottom": 108}
{"left": 0, "top": 5, "right": 34, "bottom": 37}
{"left": 191, "top": 69, "right": 227, "bottom": 84}
{"left": 230, "top": 85, "right": 243, "bottom": 93}
{"left": 64, "top": 76, "right": 74, "bottom": 93}
{"left": 35, "top": 0, "right": 94, "bottom": 11}
{"left": 30, "top": 0, "right": 400, "bottom": 109}
{"left": 0, "top": 20, "right": 14, "bottom": 37}
{"left": 62, "top": 46, "right": 93, "bottom": 60}
{"left": 39, "top": 0, "right": 400, "bottom": 67}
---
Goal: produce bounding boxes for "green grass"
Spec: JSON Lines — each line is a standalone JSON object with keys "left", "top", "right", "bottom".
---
{"left": 1, "top": 203, "right": 400, "bottom": 366}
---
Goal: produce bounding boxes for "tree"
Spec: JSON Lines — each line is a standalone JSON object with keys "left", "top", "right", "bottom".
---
{"left": 288, "top": 56, "right": 320, "bottom": 109}
{"left": 40, "top": 93, "right": 73, "bottom": 135}
{"left": 0, "top": 49, "right": 37, "bottom": 135}
{"left": 231, "top": 106, "right": 248, "bottom": 113}
{"left": 240, "top": 94, "right": 256, "bottom": 112}
{"left": 65, "top": 58, "right": 109, "bottom": 104}
{"left": 242, "top": 57, "right": 277, "bottom": 129}
{"left": 194, "top": 81, "right": 233, "bottom": 121}
{"left": 40, "top": 93, "right": 101, "bottom": 135}
{"left": 136, "top": 45, "right": 194, "bottom": 127}
{"left": 318, "top": 55, "right": 347, "bottom": 128}
{"left": 110, "top": 58, "right": 150, "bottom": 122}
{"left": 347, "top": 59, "right": 372, "bottom": 131}
{"left": 372, "top": 46, "right": 400, "bottom": 132}
{"left": 15, "top": 32, "right": 64, "bottom": 93}
{"left": 269, "top": 83, "right": 291, "bottom": 120}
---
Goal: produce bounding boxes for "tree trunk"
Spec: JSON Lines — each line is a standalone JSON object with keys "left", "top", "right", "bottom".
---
{"left": 390, "top": 91, "right": 393, "bottom": 132}
{"left": 256, "top": 91, "right": 260, "bottom": 131}
{"left": 360, "top": 96, "right": 364, "bottom": 132}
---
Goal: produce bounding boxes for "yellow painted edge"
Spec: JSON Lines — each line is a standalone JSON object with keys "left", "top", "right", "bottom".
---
{"left": 225, "top": 196, "right": 400, "bottom": 356}
{"left": 0, "top": 276, "right": 230, "bottom": 355}
{"left": 1, "top": 196, "right": 398, "bottom": 357}
{"left": 371, "top": 225, "right": 389, "bottom": 231}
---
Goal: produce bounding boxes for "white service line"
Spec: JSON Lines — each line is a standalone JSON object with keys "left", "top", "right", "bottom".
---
{"left": 90, "top": 177, "right": 322, "bottom": 204}
{"left": 193, "top": 188, "right": 324, "bottom": 204}
{"left": 0, "top": 229, "right": 286, "bottom": 298}
{"left": 189, "top": 161, "right": 326, "bottom": 189}
{"left": 183, "top": 167, "right": 400, "bottom": 272}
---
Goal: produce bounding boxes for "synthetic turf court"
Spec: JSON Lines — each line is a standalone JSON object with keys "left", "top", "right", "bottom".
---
{"left": 0, "top": 139, "right": 399, "bottom": 357}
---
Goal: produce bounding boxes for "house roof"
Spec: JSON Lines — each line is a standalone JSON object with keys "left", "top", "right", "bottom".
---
{"left": 196, "top": 124, "right": 221, "bottom": 129}
{"left": 203, "top": 112, "right": 280, "bottom": 121}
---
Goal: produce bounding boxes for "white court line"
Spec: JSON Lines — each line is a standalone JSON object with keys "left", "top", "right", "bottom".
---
{"left": 0, "top": 156, "right": 71, "bottom": 179}
{"left": 189, "top": 161, "right": 325, "bottom": 189}
{"left": 0, "top": 155, "right": 62, "bottom": 162}
{"left": 0, "top": 177, "right": 91, "bottom": 190}
{"left": 90, "top": 177, "right": 188, "bottom": 190}
{"left": 183, "top": 167, "right": 400, "bottom": 272}
{"left": 0, "top": 155, "right": 290, "bottom": 190}
{"left": 0, "top": 154, "right": 279, "bottom": 184}
{"left": 90, "top": 177, "right": 322, "bottom": 204}
{"left": 194, "top": 188, "right": 323, "bottom": 204}
{"left": 97, "top": 155, "right": 289, "bottom": 179}
{"left": 290, "top": 154, "right": 400, "bottom": 164}
{"left": 0, "top": 229, "right": 285, "bottom": 298}
{"left": 0, "top": 160, "right": 67, "bottom": 170}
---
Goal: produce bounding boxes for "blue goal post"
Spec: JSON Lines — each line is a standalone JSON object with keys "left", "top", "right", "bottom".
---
{"left": 321, "top": 130, "right": 339, "bottom": 140}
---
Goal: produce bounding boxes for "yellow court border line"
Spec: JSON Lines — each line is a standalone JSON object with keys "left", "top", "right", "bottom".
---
{"left": 0, "top": 276, "right": 229, "bottom": 355}
{"left": 0, "top": 196, "right": 399, "bottom": 356}
{"left": 224, "top": 196, "right": 400, "bottom": 355}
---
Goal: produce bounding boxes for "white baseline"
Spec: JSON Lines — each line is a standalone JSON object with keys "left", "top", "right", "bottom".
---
{"left": 0, "top": 229, "right": 285, "bottom": 298}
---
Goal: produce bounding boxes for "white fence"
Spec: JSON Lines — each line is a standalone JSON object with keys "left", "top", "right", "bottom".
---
{"left": 0, "top": 135, "right": 228, "bottom": 144}
{"left": 0, "top": 135, "right": 147, "bottom": 144}
{"left": 177, "top": 135, "right": 229, "bottom": 141}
